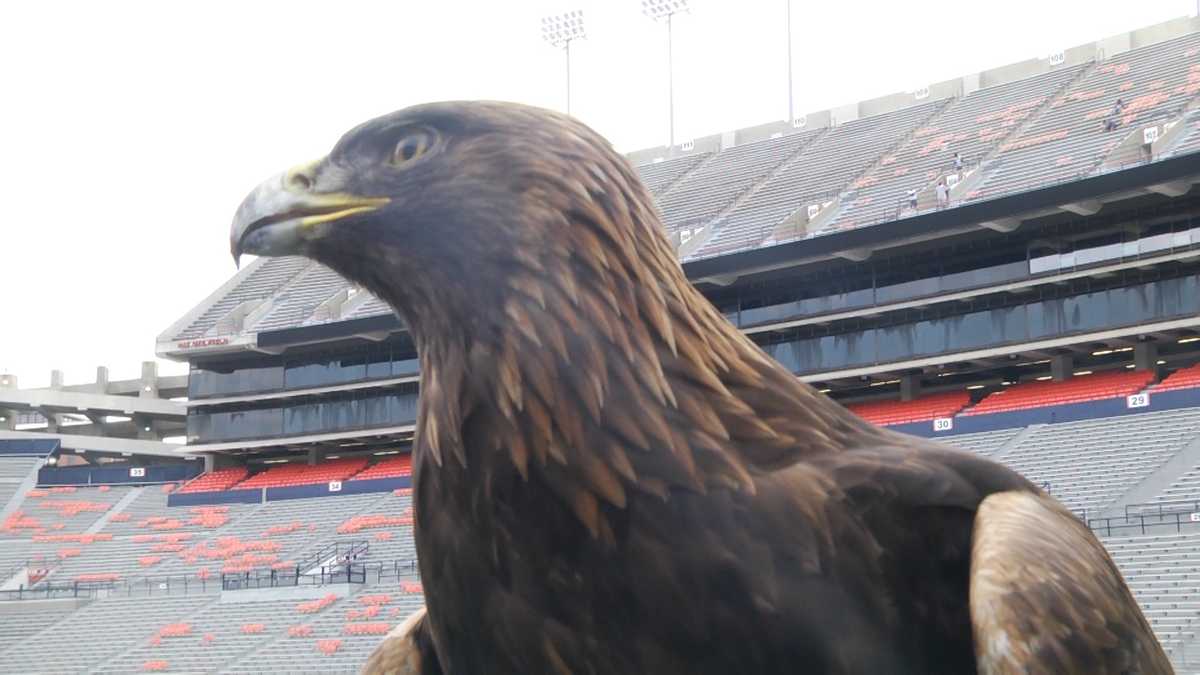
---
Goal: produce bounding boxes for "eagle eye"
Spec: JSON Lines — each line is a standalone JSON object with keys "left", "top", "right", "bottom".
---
{"left": 392, "top": 130, "right": 436, "bottom": 166}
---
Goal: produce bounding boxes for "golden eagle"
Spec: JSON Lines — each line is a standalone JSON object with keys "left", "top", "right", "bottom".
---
{"left": 230, "top": 101, "right": 1171, "bottom": 674}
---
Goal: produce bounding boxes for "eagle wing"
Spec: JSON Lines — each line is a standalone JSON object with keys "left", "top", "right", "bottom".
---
{"left": 361, "top": 606, "right": 443, "bottom": 675}
{"left": 970, "top": 491, "right": 1173, "bottom": 674}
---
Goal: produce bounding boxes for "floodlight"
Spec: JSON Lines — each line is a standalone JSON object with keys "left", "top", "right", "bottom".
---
{"left": 641, "top": 0, "right": 691, "bottom": 147}
{"left": 540, "top": 10, "right": 587, "bottom": 115}
{"left": 642, "top": 0, "right": 689, "bottom": 20}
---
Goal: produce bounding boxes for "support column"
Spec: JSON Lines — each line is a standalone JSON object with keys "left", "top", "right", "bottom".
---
{"left": 139, "top": 361, "right": 158, "bottom": 398}
{"left": 0, "top": 374, "right": 15, "bottom": 431}
{"left": 44, "top": 370, "right": 63, "bottom": 433}
{"left": 900, "top": 373, "right": 921, "bottom": 402}
{"left": 133, "top": 414, "right": 156, "bottom": 440}
{"left": 1134, "top": 342, "right": 1159, "bottom": 372}
{"left": 94, "top": 366, "right": 110, "bottom": 394}
{"left": 1050, "top": 354, "right": 1074, "bottom": 382}
{"left": 306, "top": 447, "right": 319, "bottom": 466}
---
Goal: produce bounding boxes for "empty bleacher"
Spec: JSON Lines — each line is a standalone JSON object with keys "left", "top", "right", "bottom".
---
{"left": 1155, "top": 363, "right": 1200, "bottom": 393}
{"left": 236, "top": 458, "right": 370, "bottom": 490}
{"left": 936, "top": 428, "right": 1023, "bottom": 456}
{"left": 250, "top": 264, "right": 352, "bottom": 333}
{"left": 0, "top": 600, "right": 80, "bottom": 653}
{"left": 635, "top": 152, "right": 712, "bottom": 196}
{"left": 965, "top": 369, "right": 1153, "bottom": 415}
{"left": 655, "top": 129, "right": 822, "bottom": 235}
{"left": 1164, "top": 109, "right": 1200, "bottom": 158}
{"left": 997, "top": 407, "right": 1200, "bottom": 514}
{"left": 692, "top": 100, "right": 945, "bottom": 258}
{"left": 93, "top": 596, "right": 338, "bottom": 674}
{"left": 175, "top": 256, "right": 311, "bottom": 340}
{"left": 0, "top": 455, "right": 42, "bottom": 508}
{"left": 343, "top": 293, "right": 393, "bottom": 321}
{"left": 829, "top": 65, "right": 1086, "bottom": 229}
{"left": 1106, "top": 531, "right": 1200, "bottom": 656}
{"left": 846, "top": 390, "right": 969, "bottom": 426}
{"left": 0, "top": 594, "right": 215, "bottom": 673}
{"left": 350, "top": 455, "right": 412, "bottom": 481}
{"left": 163, "top": 31, "right": 1200, "bottom": 337}
{"left": 224, "top": 585, "right": 423, "bottom": 674}
{"left": 970, "top": 32, "right": 1200, "bottom": 202}
{"left": 178, "top": 466, "right": 250, "bottom": 494}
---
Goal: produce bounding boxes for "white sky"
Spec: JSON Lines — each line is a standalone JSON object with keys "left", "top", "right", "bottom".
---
{"left": 1, "top": 0, "right": 1193, "bottom": 389}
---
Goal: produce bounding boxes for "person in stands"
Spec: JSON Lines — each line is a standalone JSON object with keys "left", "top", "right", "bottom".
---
{"left": 1105, "top": 98, "right": 1125, "bottom": 132}
{"left": 953, "top": 151, "right": 963, "bottom": 173}
{"left": 936, "top": 179, "right": 949, "bottom": 208}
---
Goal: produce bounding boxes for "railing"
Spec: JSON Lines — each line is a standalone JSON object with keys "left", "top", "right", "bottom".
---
{"left": 358, "top": 559, "right": 420, "bottom": 584}
{"left": 1125, "top": 499, "right": 1200, "bottom": 520}
{"left": 1087, "top": 510, "right": 1200, "bottom": 538}
{"left": 0, "top": 557, "right": 422, "bottom": 602}
{"left": 0, "top": 574, "right": 219, "bottom": 601}
{"left": 297, "top": 539, "right": 370, "bottom": 573}
{"left": 221, "top": 563, "right": 368, "bottom": 591}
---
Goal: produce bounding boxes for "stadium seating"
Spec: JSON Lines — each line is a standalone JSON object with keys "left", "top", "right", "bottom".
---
{"left": 692, "top": 100, "right": 946, "bottom": 258}
{"left": 1164, "top": 109, "right": 1200, "bottom": 158}
{"left": 655, "top": 130, "right": 821, "bottom": 234}
{"left": 635, "top": 152, "right": 712, "bottom": 196}
{"left": 350, "top": 455, "right": 412, "bottom": 481}
{"left": 934, "top": 428, "right": 1023, "bottom": 456}
{"left": 225, "top": 584, "right": 424, "bottom": 673}
{"left": 829, "top": 65, "right": 1087, "bottom": 229}
{"left": 0, "top": 594, "right": 214, "bottom": 673}
{"left": 964, "top": 369, "right": 1154, "bottom": 415}
{"left": 970, "top": 32, "right": 1200, "bottom": 202}
{"left": 846, "top": 390, "right": 969, "bottom": 426}
{"left": 161, "top": 32, "right": 1200, "bottom": 340}
{"left": 995, "top": 407, "right": 1200, "bottom": 514}
{"left": 252, "top": 264, "right": 353, "bottom": 332}
{"left": 175, "top": 256, "right": 311, "bottom": 339}
{"left": 177, "top": 466, "right": 249, "bottom": 493}
{"left": 343, "top": 292, "right": 394, "bottom": 321}
{"left": 236, "top": 458, "right": 370, "bottom": 490}
{"left": 1155, "top": 363, "right": 1200, "bottom": 393}
{"left": 1106, "top": 531, "right": 1200, "bottom": 656}
{"left": 0, "top": 455, "right": 42, "bottom": 512}
{"left": 0, "top": 600, "right": 78, "bottom": 653}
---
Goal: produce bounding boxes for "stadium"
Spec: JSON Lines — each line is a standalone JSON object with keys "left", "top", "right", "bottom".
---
{"left": 5, "top": 11, "right": 1200, "bottom": 673}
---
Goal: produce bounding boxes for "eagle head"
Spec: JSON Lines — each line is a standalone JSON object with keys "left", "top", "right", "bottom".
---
{"left": 230, "top": 101, "right": 673, "bottom": 346}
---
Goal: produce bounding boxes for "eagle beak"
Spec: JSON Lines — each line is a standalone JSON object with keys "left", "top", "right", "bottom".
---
{"left": 230, "top": 159, "right": 390, "bottom": 266}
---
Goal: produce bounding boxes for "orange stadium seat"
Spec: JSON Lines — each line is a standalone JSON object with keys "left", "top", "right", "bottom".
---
{"left": 846, "top": 390, "right": 970, "bottom": 426}
{"left": 965, "top": 370, "right": 1153, "bottom": 415}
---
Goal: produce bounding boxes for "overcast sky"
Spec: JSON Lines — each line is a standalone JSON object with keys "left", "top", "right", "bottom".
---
{"left": 1, "top": 0, "right": 1193, "bottom": 389}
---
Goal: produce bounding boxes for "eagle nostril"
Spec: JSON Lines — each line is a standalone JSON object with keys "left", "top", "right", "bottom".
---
{"left": 287, "top": 171, "right": 314, "bottom": 192}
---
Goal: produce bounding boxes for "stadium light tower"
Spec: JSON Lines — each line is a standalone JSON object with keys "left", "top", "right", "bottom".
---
{"left": 541, "top": 10, "right": 587, "bottom": 116}
{"left": 642, "top": 0, "right": 689, "bottom": 148}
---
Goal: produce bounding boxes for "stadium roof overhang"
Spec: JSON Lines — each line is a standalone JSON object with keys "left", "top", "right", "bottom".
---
{"left": 0, "top": 429, "right": 189, "bottom": 459}
{"left": 180, "top": 424, "right": 415, "bottom": 457}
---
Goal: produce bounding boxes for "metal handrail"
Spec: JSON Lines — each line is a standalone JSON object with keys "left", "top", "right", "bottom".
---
{"left": 1087, "top": 510, "right": 1200, "bottom": 538}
